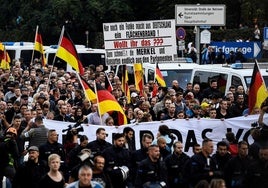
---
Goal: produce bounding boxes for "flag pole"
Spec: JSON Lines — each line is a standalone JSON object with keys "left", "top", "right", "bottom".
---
{"left": 31, "top": 25, "right": 38, "bottom": 66}
{"left": 76, "top": 72, "right": 88, "bottom": 100}
{"left": 93, "top": 80, "right": 104, "bottom": 125}
{"left": 46, "top": 26, "right": 65, "bottom": 91}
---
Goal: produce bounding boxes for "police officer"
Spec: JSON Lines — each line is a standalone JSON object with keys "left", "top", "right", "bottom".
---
{"left": 135, "top": 144, "right": 168, "bottom": 188}
{"left": 245, "top": 146, "right": 268, "bottom": 188}
{"left": 102, "top": 133, "right": 131, "bottom": 188}
{"left": 87, "top": 128, "right": 112, "bottom": 158}
{"left": 165, "top": 141, "right": 190, "bottom": 188}
{"left": 212, "top": 141, "right": 232, "bottom": 176}
{"left": 224, "top": 141, "right": 252, "bottom": 188}
{"left": 188, "top": 138, "right": 218, "bottom": 187}
{"left": 131, "top": 133, "right": 153, "bottom": 184}
{"left": 38, "top": 129, "right": 66, "bottom": 174}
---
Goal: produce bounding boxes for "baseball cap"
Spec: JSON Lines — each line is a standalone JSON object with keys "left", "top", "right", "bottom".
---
{"left": 131, "top": 92, "right": 138, "bottom": 98}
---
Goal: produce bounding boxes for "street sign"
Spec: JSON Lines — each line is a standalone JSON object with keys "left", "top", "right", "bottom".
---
{"left": 264, "top": 27, "right": 268, "bottom": 40}
{"left": 200, "top": 25, "right": 211, "bottom": 29}
{"left": 178, "top": 40, "right": 185, "bottom": 51}
{"left": 176, "top": 27, "right": 186, "bottom": 40}
{"left": 210, "top": 42, "right": 262, "bottom": 59}
{"left": 175, "top": 4, "right": 226, "bottom": 26}
{"left": 200, "top": 29, "right": 211, "bottom": 44}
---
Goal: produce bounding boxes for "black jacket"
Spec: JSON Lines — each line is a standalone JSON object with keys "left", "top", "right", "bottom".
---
{"left": 135, "top": 157, "right": 167, "bottom": 188}
{"left": 165, "top": 152, "right": 190, "bottom": 188}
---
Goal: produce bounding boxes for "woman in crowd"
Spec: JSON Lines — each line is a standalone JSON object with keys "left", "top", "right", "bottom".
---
{"left": 39, "top": 154, "right": 66, "bottom": 188}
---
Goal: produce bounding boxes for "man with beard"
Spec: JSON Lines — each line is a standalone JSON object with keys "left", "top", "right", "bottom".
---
{"left": 102, "top": 133, "right": 131, "bottom": 188}
{"left": 245, "top": 146, "right": 268, "bottom": 188}
{"left": 87, "top": 128, "right": 112, "bottom": 158}
{"left": 123, "top": 127, "right": 136, "bottom": 152}
{"left": 171, "top": 80, "right": 184, "bottom": 93}
{"left": 131, "top": 133, "right": 153, "bottom": 185}
{"left": 13, "top": 146, "right": 46, "bottom": 188}
{"left": 135, "top": 144, "right": 168, "bottom": 188}
{"left": 165, "top": 141, "right": 190, "bottom": 188}
{"left": 212, "top": 141, "right": 232, "bottom": 177}
{"left": 92, "top": 155, "right": 112, "bottom": 188}
{"left": 201, "top": 79, "right": 223, "bottom": 101}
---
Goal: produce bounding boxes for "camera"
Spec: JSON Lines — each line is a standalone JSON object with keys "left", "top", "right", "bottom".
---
{"left": 62, "top": 121, "right": 84, "bottom": 135}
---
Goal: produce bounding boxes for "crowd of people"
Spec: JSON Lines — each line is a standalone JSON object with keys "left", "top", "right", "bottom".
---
{"left": 0, "top": 58, "right": 267, "bottom": 188}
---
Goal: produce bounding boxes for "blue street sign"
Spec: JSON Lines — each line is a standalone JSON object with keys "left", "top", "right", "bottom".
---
{"left": 200, "top": 25, "right": 211, "bottom": 29}
{"left": 264, "top": 27, "right": 268, "bottom": 40}
{"left": 210, "top": 42, "right": 262, "bottom": 59}
{"left": 176, "top": 27, "right": 186, "bottom": 40}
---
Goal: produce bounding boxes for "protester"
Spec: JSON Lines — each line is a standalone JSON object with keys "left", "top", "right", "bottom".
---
{"left": 39, "top": 154, "right": 66, "bottom": 188}
{"left": 67, "top": 165, "right": 103, "bottom": 188}
{"left": 13, "top": 146, "right": 46, "bottom": 188}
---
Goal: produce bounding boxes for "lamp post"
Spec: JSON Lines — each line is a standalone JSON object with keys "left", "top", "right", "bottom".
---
{"left": 85, "top": 31, "right": 89, "bottom": 48}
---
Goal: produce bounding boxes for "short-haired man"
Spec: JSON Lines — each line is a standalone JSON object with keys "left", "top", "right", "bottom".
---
{"left": 102, "top": 133, "right": 131, "bottom": 188}
{"left": 66, "top": 165, "right": 103, "bottom": 188}
{"left": 188, "top": 138, "right": 218, "bottom": 187}
{"left": 92, "top": 155, "right": 112, "bottom": 188}
{"left": 245, "top": 146, "right": 268, "bottom": 188}
{"left": 87, "top": 128, "right": 112, "bottom": 158}
{"left": 135, "top": 145, "right": 168, "bottom": 187}
{"left": 224, "top": 141, "right": 252, "bottom": 188}
{"left": 165, "top": 141, "right": 190, "bottom": 188}
{"left": 212, "top": 141, "right": 232, "bottom": 176}
{"left": 21, "top": 116, "right": 48, "bottom": 147}
{"left": 39, "top": 129, "right": 66, "bottom": 164}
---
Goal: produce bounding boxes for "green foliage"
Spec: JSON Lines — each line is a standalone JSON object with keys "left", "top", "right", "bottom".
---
{"left": 0, "top": 0, "right": 267, "bottom": 48}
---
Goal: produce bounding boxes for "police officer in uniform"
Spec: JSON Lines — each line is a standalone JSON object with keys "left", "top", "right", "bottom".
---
{"left": 102, "top": 133, "right": 131, "bottom": 188}
{"left": 165, "top": 141, "right": 190, "bottom": 188}
{"left": 135, "top": 144, "right": 168, "bottom": 188}
{"left": 245, "top": 146, "right": 268, "bottom": 188}
{"left": 87, "top": 128, "right": 112, "bottom": 158}
{"left": 38, "top": 129, "right": 66, "bottom": 173}
{"left": 188, "top": 138, "right": 218, "bottom": 187}
{"left": 224, "top": 141, "right": 252, "bottom": 188}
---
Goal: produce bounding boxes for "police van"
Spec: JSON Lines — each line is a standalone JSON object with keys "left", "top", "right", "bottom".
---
{"left": 3, "top": 42, "right": 45, "bottom": 64}
{"left": 112, "top": 61, "right": 268, "bottom": 95}
{"left": 108, "top": 58, "right": 193, "bottom": 89}
{"left": 190, "top": 63, "right": 268, "bottom": 94}
{"left": 45, "top": 45, "right": 106, "bottom": 70}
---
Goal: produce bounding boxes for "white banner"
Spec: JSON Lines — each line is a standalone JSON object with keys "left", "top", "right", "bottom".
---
{"left": 44, "top": 114, "right": 267, "bottom": 155}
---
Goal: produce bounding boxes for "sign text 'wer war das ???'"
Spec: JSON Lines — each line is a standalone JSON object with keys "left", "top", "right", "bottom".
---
{"left": 103, "top": 20, "right": 177, "bottom": 65}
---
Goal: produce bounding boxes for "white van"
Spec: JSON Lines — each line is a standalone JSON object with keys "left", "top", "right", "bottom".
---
{"left": 190, "top": 63, "right": 268, "bottom": 94}
{"left": 45, "top": 45, "right": 106, "bottom": 70}
{"left": 109, "top": 58, "right": 193, "bottom": 88}
{"left": 4, "top": 42, "right": 45, "bottom": 64}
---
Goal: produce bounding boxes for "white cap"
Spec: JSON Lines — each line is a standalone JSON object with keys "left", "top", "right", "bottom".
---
{"left": 131, "top": 92, "right": 138, "bottom": 98}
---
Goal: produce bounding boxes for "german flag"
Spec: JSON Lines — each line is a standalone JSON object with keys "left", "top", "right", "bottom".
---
{"left": 155, "top": 63, "right": 166, "bottom": 87}
{"left": 56, "top": 28, "right": 84, "bottom": 75}
{"left": 96, "top": 84, "right": 127, "bottom": 125}
{"left": 105, "top": 72, "right": 113, "bottom": 93}
{"left": 248, "top": 60, "right": 268, "bottom": 114}
{"left": 34, "top": 26, "right": 46, "bottom": 67}
{"left": 0, "top": 43, "right": 11, "bottom": 70}
{"left": 79, "top": 75, "right": 97, "bottom": 102}
{"left": 122, "top": 65, "right": 130, "bottom": 103}
{"left": 134, "top": 63, "right": 143, "bottom": 95}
